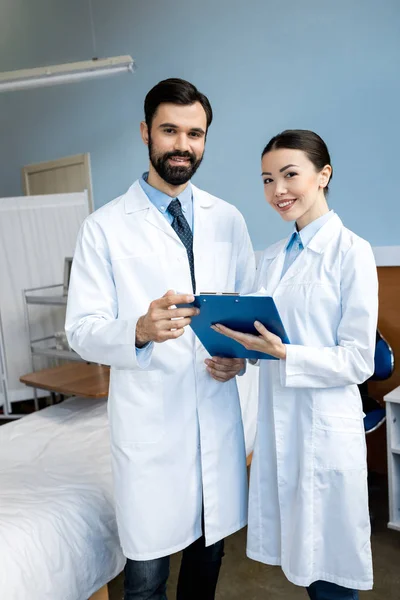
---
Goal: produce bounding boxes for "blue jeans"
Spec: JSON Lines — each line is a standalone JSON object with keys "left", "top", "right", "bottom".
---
{"left": 124, "top": 535, "right": 225, "bottom": 600}
{"left": 307, "top": 580, "right": 359, "bottom": 600}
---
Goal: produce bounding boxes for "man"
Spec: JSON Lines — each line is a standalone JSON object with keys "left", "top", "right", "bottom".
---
{"left": 65, "top": 78, "right": 255, "bottom": 600}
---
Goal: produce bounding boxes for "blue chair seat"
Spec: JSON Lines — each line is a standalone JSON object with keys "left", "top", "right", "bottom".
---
{"left": 363, "top": 408, "right": 386, "bottom": 434}
{"left": 373, "top": 336, "right": 395, "bottom": 381}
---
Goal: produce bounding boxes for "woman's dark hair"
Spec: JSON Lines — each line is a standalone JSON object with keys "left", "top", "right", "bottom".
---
{"left": 144, "top": 78, "right": 213, "bottom": 131}
{"left": 262, "top": 129, "right": 333, "bottom": 193}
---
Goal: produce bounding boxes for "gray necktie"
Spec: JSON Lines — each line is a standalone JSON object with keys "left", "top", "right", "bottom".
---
{"left": 168, "top": 199, "right": 196, "bottom": 293}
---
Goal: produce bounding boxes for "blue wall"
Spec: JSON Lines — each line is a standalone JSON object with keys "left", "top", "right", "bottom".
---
{"left": 1, "top": 0, "right": 399, "bottom": 250}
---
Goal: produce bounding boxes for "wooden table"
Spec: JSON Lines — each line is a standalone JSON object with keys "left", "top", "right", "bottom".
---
{"left": 89, "top": 584, "right": 109, "bottom": 600}
{"left": 20, "top": 363, "right": 110, "bottom": 398}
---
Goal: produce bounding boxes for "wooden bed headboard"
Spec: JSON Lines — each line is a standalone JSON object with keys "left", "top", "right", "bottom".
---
{"left": 367, "top": 266, "right": 400, "bottom": 474}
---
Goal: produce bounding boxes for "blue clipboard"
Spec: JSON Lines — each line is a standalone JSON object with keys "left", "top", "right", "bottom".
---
{"left": 178, "top": 294, "right": 290, "bottom": 360}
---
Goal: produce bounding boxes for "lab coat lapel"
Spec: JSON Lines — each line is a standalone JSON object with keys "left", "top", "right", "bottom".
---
{"left": 192, "top": 184, "right": 215, "bottom": 285}
{"left": 261, "top": 239, "right": 287, "bottom": 296}
{"left": 124, "top": 180, "right": 182, "bottom": 243}
{"left": 265, "top": 214, "right": 344, "bottom": 294}
{"left": 192, "top": 185, "right": 215, "bottom": 352}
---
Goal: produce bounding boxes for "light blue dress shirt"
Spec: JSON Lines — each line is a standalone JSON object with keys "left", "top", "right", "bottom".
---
{"left": 281, "top": 211, "right": 335, "bottom": 280}
{"left": 136, "top": 173, "right": 194, "bottom": 359}
{"left": 139, "top": 172, "right": 194, "bottom": 231}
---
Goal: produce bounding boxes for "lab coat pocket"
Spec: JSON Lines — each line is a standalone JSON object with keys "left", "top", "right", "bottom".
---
{"left": 109, "top": 369, "right": 164, "bottom": 445}
{"left": 314, "top": 412, "right": 366, "bottom": 471}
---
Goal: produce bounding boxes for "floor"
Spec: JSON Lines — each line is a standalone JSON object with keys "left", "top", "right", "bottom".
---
{"left": 108, "top": 475, "right": 400, "bottom": 600}
{"left": 2, "top": 403, "right": 399, "bottom": 599}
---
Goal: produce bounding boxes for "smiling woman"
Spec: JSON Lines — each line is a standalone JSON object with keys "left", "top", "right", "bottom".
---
{"left": 214, "top": 130, "right": 379, "bottom": 600}
{"left": 261, "top": 129, "right": 333, "bottom": 230}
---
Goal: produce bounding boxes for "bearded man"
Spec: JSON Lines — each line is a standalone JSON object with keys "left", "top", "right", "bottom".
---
{"left": 65, "top": 78, "right": 255, "bottom": 600}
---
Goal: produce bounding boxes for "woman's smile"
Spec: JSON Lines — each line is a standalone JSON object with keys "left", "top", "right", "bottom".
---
{"left": 276, "top": 198, "right": 297, "bottom": 211}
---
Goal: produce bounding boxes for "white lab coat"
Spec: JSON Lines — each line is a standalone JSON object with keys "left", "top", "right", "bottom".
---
{"left": 247, "top": 214, "right": 378, "bottom": 590}
{"left": 65, "top": 180, "right": 256, "bottom": 560}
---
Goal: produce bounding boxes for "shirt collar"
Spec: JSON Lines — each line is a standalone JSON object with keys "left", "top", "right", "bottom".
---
{"left": 286, "top": 210, "right": 335, "bottom": 250}
{"left": 139, "top": 172, "right": 193, "bottom": 215}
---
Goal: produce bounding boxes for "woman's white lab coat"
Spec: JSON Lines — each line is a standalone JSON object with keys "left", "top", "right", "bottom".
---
{"left": 65, "top": 181, "right": 255, "bottom": 560}
{"left": 247, "top": 214, "right": 378, "bottom": 590}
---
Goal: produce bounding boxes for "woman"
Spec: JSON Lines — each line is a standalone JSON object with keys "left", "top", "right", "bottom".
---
{"left": 213, "top": 130, "right": 378, "bottom": 600}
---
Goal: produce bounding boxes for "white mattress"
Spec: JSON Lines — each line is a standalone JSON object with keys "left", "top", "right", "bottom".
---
{"left": 0, "top": 397, "right": 125, "bottom": 600}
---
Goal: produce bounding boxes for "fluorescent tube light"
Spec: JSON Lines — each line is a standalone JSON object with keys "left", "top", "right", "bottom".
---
{"left": 0, "top": 55, "right": 135, "bottom": 93}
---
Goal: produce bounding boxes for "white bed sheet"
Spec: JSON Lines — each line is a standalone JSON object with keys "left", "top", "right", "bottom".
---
{"left": 0, "top": 397, "right": 125, "bottom": 600}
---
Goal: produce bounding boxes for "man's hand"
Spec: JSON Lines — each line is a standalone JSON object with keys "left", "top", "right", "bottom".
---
{"left": 135, "top": 290, "right": 199, "bottom": 347}
{"left": 205, "top": 357, "right": 245, "bottom": 382}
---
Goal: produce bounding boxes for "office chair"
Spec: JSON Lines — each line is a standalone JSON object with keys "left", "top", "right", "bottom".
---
{"left": 359, "top": 329, "right": 395, "bottom": 434}
{"left": 358, "top": 330, "right": 394, "bottom": 527}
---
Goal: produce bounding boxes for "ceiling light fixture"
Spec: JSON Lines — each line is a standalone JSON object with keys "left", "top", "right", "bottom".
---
{"left": 0, "top": 55, "right": 136, "bottom": 93}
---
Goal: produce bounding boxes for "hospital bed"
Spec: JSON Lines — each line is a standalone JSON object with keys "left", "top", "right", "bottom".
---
{"left": 0, "top": 397, "right": 125, "bottom": 600}
{"left": 0, "top": 363, "right": 259, "bottom": 600}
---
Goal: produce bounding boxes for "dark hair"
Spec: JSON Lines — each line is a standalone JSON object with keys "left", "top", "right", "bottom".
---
{"left": 144, "top": 78, "right": 213, "bottom": 131}
{"left": 262, "top": 129, "right": 333, "bottom": 193}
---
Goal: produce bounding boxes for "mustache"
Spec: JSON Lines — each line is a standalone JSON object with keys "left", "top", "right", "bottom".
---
{"left": 163, "top": 150, "right": 196, "bottom": 164}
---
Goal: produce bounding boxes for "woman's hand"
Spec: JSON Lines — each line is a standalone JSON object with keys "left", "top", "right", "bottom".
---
{"left": 211, "top": 321, "right": 287, "bottom": 360}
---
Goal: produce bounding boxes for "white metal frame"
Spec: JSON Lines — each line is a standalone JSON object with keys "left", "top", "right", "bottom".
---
{"left": 0, "top": 283, "right": 85, "bottom": 420}
{"left": 23, "top": 283, "right": 82, "bottom": 363}
{"left": 0, "top": 311, "right": 16, "bottom": 419}
{"left": 384, "top": 386, "right": 400, "bottom": 532}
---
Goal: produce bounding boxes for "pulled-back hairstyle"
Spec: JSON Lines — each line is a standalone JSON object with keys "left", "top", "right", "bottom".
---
{"left": 144, "top": 78, "right": 213, "bottom": 131}
{"left": 262, "top": 129, "right": 333, "bottom": 194}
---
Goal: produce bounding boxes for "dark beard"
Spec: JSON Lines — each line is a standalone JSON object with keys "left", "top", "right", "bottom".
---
{"left": 148, "top": 139, "right": 203, "bottom": 186}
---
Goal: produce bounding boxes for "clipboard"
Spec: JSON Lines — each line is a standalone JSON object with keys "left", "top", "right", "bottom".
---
{"left": 178, "top": 294, "right": 290, "bottom": 360}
